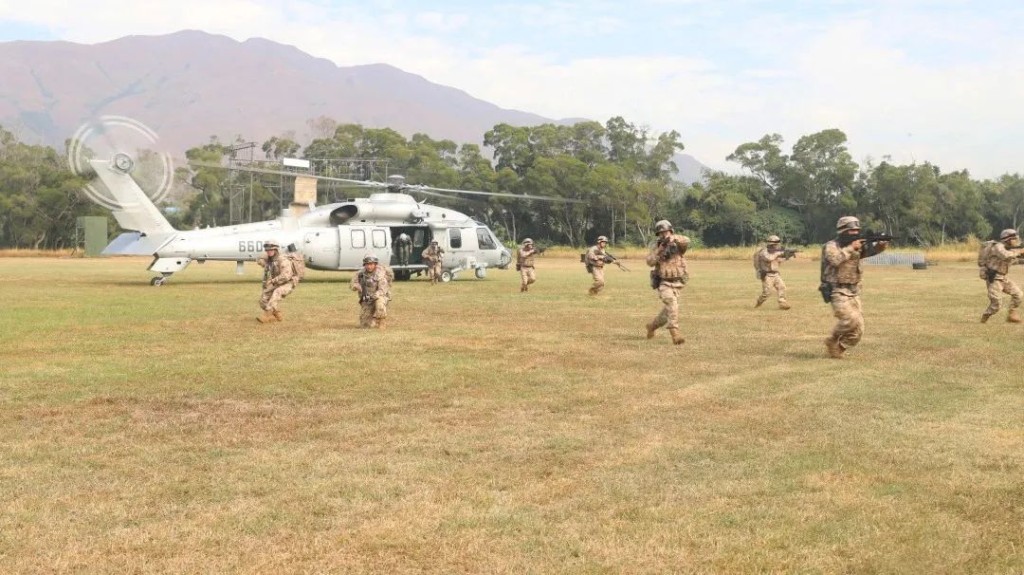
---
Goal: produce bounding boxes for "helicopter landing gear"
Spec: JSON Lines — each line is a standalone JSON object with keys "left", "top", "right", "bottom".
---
{"left": 150, "top": 276, "right": 168, "bottom": 286}
{"left": 395, "top": 270, "right": 412, "bottom": 281}
{"left": 474, "top": 267, "right": 487, "bottom": 279}
{"left": 440, "top": 271, "right": 454, "bottom": 283}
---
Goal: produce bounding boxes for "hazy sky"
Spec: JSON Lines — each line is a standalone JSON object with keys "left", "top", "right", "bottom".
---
{"left": 2, "top": 0, "right": 1023, "bottom": 178}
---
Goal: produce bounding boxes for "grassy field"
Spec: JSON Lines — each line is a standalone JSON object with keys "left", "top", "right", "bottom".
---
{"left": 1, "top": 254, "right": 1022, "bottom": 573}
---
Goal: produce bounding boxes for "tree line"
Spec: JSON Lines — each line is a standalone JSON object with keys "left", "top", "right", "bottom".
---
{"left": 1, "top": 118, "right": 1022, "bottom": 249}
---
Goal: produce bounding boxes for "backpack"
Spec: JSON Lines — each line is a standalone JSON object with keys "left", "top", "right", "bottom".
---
{"left": 977, "top": 240, "right": 996, "bottom": 281}
{"left": 752, "top": 250, "right": 762, "bottom": 280}
{"left": 286, "top": 252, "right": 306, "bottom": 284}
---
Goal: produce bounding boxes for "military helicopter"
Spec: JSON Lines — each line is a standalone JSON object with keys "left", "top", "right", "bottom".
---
{"left": 92, "top": 152, "right": 577, "bottom": 286}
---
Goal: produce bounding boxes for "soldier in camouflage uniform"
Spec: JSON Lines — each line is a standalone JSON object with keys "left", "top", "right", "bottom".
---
{"left": 645, "top": 220, "right": 690, "bottom": 345}
{"left": 421, "top": 239, "right": 444, "bottom": 284}
{"left": 821, "top": 216, "right": 889, "bottom": 358}
{"left": 585, "top": 235, "right": 611, "bottom": 295}
{"left": 517, "top": 238, "right": 538, "bottom": 292}
{"left": 255, "top": 240, "right": 295, "bottom": 323}
{"left": 395, "top": 232, "right": 413, "bottom": 266}
{"left": 350, "top": 254, "right": 392, "bottom": 329}
{"left": 754, "top": 235, "right": 791, "bottom": 310}
{"left": 980, "top": 228, "right": 1024, "bottom": 324}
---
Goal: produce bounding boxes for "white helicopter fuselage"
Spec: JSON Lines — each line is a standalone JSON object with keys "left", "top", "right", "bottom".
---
{"left": 93, "top": 158, "right": 512, "bottom": 284}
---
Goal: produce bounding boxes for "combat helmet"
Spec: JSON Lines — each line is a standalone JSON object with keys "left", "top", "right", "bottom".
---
{"left": 522, "top": 238, "right": 534, "bottom": 245}
{"left": 596, "top": 235, "right": 609, "bottom": 243}
{"left": 654, "top": 219, "right": 673, "bottom": 233}
{"left": 362, "top": 254, "right": 378, "bottom": 264}
{"left": 263, "top": 239, "right": 280, "bottom": 250}
{"left": 836, "top": 216, "right": 861, "bottom": 231}
{"left": 766, "top": 234, "right": 781, "bottom": 244}
{"left": 1000, "top": 228, "right": 1019, "bottom": 241}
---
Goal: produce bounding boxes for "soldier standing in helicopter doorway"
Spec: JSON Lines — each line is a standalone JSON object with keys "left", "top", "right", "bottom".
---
{"left": 351, "top": 254, "right": 391, "bottom": 329}
{"left": 255, "top": 240, "right": 295, "bottom": 323}
{"left": 421, "top": 239, "right": 444, "bottom": 284}
{"left": 395, "top": 232, "right": 413, "bottom": 266}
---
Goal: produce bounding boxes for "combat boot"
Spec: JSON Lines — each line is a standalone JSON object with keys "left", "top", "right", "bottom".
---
{"left": 521, "top": 285, "right": 528, "bottom": 293}
{"left": 668, "top": 328, "right": 685, "bottom": 345}
{"left": 256, "top": 311, "right": 276, "bottom": 324}
{"left": 981, "top": 313, "right": 992, "bottom": 324}
{"left": 1009, "top": 309, "right": 1021, "bottom": 323}
{"left": 754, "top": 297, "right": 765, "bottom": 308}
{"left": 778, "top": 301, "right": 791, "bottom": 310}
{"left": 824, "top": 336, "right": 844, "bottom": 359}
{"left": 376, "top": 318, "right": 386, "bottom": 330}
{"left": 645, "top": 322, "right": 658, "bottom": 339}
{"left": 272, "top": 309, "right": 283, "bottom": 321}
{"left": 588, "top": 287, "right": 598, "bottom": 296}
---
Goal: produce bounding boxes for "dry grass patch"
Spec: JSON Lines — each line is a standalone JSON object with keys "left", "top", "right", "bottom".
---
{"left": 1, "top": 256, "right": 1022, "bottom": 573}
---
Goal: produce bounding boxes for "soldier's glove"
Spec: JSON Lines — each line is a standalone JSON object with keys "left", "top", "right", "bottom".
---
{"left": 603, "top": 255, "right": 614, "bottom": 263}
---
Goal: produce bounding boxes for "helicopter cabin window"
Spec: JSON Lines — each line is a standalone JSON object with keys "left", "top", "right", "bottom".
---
{"left": 413, "top": 229, "right": 426, "bottom": 247}
{"left": 476, "top": 228, "right": 496, "bottom": 250}
{"left": 351, "top": 229, "right": 366, "bottom": 249}
{"left": 372, "top": 229, "right": 387, "bottom": 248}
{"left": 449, "top": 228, "right": 462, "bottom": 249}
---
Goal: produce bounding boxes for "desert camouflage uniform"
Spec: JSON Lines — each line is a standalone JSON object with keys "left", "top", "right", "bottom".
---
{"left": 645, "top": 233, "right": 690, "bottom": 343}
{"left": 821, "top": 239, "right": 885, "bottom": 354}
{"left": 754, "top": 247, "right": 790, "bottom": 309}
{"left": 395, "top": 233, "right": 413, "bottom": 266}
{"left": 421, "top": 244, "right": 444, "bottom": 284}
{"left": 980, "top": 241, "right": 1023, "bottom": 321}
{"left": 258, "top": 251, "right": 295, "bottom": 319}
{"left": 351, "top": 266, "right": 391, "bottom": 328}
{"left": 517, "top": 245, "right": 537, "bottom": 292}
{"left": 585, "top": 244, "right": 608, "bottom": 295}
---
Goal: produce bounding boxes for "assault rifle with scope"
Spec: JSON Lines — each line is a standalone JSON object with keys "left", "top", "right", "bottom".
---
{"left": 837, "top": 230, "right": 897, "bottom": 248}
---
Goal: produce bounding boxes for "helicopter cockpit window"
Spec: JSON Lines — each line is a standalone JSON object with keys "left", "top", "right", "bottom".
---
{"left": 476, "top": 228, "right": 496, "bottom": 250}
{"left": 351, "top": 229, "right": 366, "bottom": 249}
{"left": 372, "top": 229, "right": 387, "bottom": 248}
{"left": 449, "top": 228, "right": 462, "bottom": 249}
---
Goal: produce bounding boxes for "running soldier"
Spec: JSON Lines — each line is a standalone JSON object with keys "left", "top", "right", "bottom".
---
{"left": 517, "top": 238, "right": 538, "bottom": 292}
{"left": 753, "top": 235, "right": 792, "bottom": 310}
{"left": 585, "top": 235, "right": 611, "bottom": 295}
{"left": 350, "top": 254, "right": 391, "bottom": 329}
{"left": 979, "top": 228, "right": 1024, "bottom": 323}
{"left": 255, "top": 240, "right": 295, "bottom": 323}
{"left": 821, "top": 216, "right": 889, "bottom": 358}
{"left": 421, "top": 239, "right": 444, "bottom": 284}
{"left": 645, "top": 220, "right": 690, "bottom": 345}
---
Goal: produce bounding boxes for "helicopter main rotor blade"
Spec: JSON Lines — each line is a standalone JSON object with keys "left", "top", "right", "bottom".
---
{"left": 403, "top": 184, "right": 584, "bottom": 204}
{"left": 186, "top": 159, "right": 584, "bottom": 203}
{"left": 185, "top": 160, "right": 388, "bottom": 188}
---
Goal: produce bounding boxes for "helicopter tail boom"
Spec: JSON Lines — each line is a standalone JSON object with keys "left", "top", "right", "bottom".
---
{"left": 89, "top": 158, "right": 176, "bottom": 236}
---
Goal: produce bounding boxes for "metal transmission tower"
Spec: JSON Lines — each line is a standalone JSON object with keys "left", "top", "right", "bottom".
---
{"left": 306, "top": 158, "right": 391, "bottom": 201}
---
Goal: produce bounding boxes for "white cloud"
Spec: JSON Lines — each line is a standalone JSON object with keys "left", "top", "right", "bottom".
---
{"left": 3, "top": 0, "right": 1023, "bottom": 177}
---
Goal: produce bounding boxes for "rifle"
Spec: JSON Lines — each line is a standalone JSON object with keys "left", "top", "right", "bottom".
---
{"left": 534, "top": 245, "right": 547, "bottom": 255}
{"left": 656, "top": 236, "right": 686, "bottom": 261}
{"left": 603, "top": 252, "right": 630, "bottom": 271}
{"left": 838, "top": 230, "right": 897, "bottom": 248}
{"left": 782, "top": 248, "right": 800, "bottom": 260}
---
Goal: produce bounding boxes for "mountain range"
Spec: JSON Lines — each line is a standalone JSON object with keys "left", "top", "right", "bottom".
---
{"left": 0, "top": 30, "right": 707, "bottom": 183}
